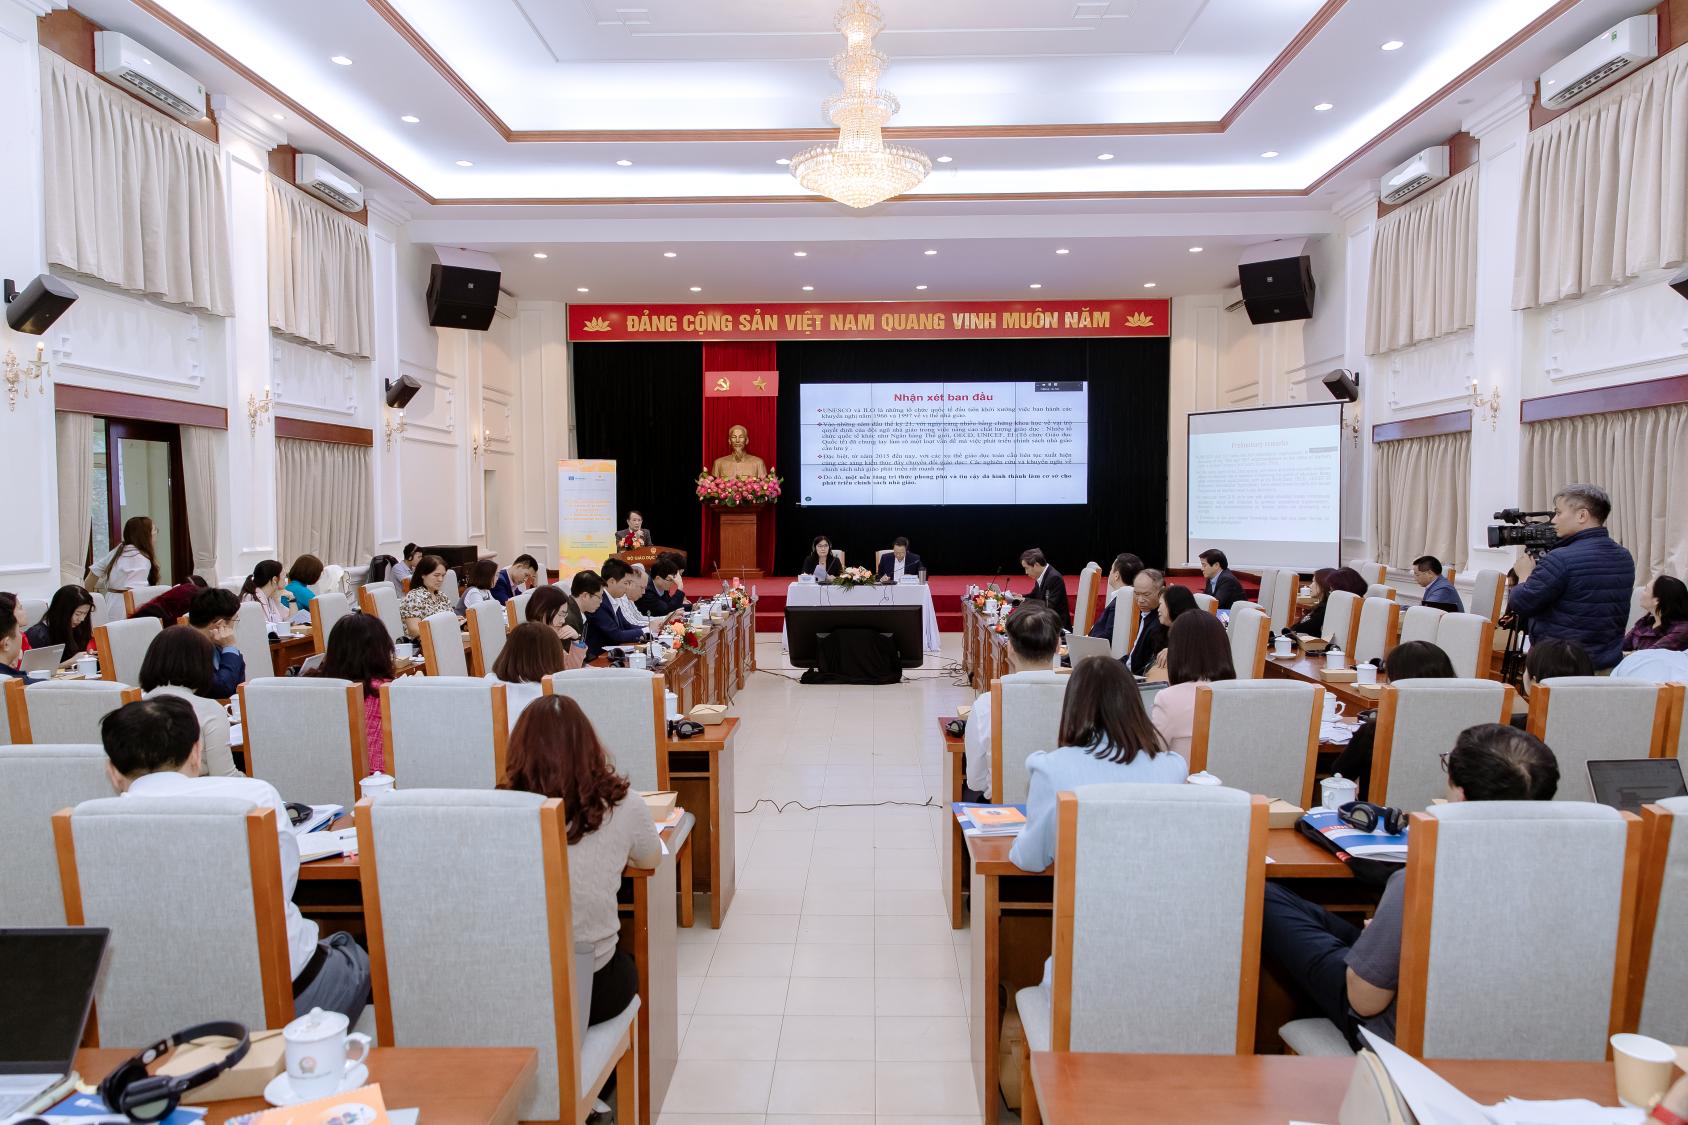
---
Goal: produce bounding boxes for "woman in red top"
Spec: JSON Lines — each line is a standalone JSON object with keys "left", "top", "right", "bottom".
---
{"left": 311, "top": 611, "right": 396, "bottom": 773}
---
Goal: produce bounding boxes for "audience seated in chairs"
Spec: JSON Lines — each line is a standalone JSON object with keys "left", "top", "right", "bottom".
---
{"left": 1291, "top": 567, "right": 1370, "bottom": 638}
{"left": 491, "top": 554, "right": 540, "bottom": 605}
{"left": 637, "top": 553, "right": 687, "bottom": 619}
{"left": 1010, "top": 656, "right": 1188, "bottom": 872}
{"left": 309, "top": 612, "right": 395, "bottom": 773}
{"left": 25, "top": 585, "right": 96, "bottom": 664}
{"left": 462, "top": 559, "right": 499, "bottom": 613}
{"left": 1413, "top": 555, "right": 1464, "bottom": 613}
{"left": 498, "top": 695, "right": 660, "bottom": 1026}
{"left": 581, "top": 563, "right": 645, "bottom": 662}
{"left": 963, "top": 602, "right": 1063, "bottom": 803}
{"left": 130, "top": 577, "right": 208, "bottom": 623}
{"left": 391, "top": 543, "right": 422, "bottom": 586}
{"left": 527, "top": 585, "right": 585, "bottom": 667}
{"left": 1198, "top": 548, "right": 1246, "bottom": 610}
{"left": 1151, "top": 610, "right": 1236, "bottom": 759}
{"left": 187, "top": 587, "right": 246, "bottom": 699}
{"left": 1147, "top": 585, "right": 1200, "bottom": 675}
{"left": 100, "top": 696, "right": 371, "bottom": 1020}
{"left": 1123, "top": 569, "right": 1169, "bottom": 676}
{"left": 240, "top": 560, "right": 291, "bottom": 625}
{"left": 1510, "top": 638, "right": 1594, "bottom": 730}
{"left": 282, "top": 554, "right": 324, "bottom": 612}
{"left": 1624, "top": 574, "right": 1688, "bottom": 653}
{"left": 397, "top": 555, "right": 457, "bottom": 639}
{"left": 491, "top": 623, "right": 568, "bottom": 731}
{"left": 1260, "top": 723, "right": 1558, "bottom": 1049}
{"left": 1086, "top": 552, "right": 1145, "bottom": 643}
{"left": 138, "top": 625, "right": 239, "bottom": 778}
{"left": 1327, "top": 640, "right": 1457, "bottom": 795}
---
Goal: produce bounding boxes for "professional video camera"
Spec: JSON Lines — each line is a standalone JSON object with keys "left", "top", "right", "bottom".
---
{"left": 1486, "top": 508, "right": 1559, "bottom": 555}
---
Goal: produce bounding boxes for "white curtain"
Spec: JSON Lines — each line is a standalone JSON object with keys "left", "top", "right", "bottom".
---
{"left": 267, "top": 176, "right": 374, "bottom": 359}
{"left": 180, "top": 426, "right": 219, "bottom": 580}
{"left": 276, "top": 438, "right": 373, "bottom": 568}
{"left": 1372, "top": 431, "right": 1471, "bottom": 570}
{"left": 1522, "top": 403, "right": 1688, "bottom": 580}
{"left": 39, "top": 48, "right": 233, "bottom": 317}
{"left": 1365, "top": 166, "right": 1479, "bottom": 355}
{"left": 55, "top": 411, "right": 94, "bottom": 586}
{"left": 1514, "top": 43, "right": 1688, "bottom": 310}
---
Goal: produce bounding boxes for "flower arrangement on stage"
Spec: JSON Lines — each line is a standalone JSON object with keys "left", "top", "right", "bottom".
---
{"left": 832, "top": 565, "right": 877, "bottom": 591}
{"left": 618, "top": 528, "right": 640, "bottom": 550}
{"left": 696, "top": 471, "right": 783, "bottom": 507}
{"left": 665, "top": 619, "right": 705, "bottom": 654}
{"left": 969, "top": 584, "right": 1017, "bottom": 611}
{"left": 727, "top": 587, "right": 751, "bottom": 611}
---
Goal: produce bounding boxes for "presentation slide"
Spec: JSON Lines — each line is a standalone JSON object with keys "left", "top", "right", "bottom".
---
{"left": 798, "top": 380, "right": 1088, "bottom": 506}
{"left": 1187, "top": 403, "right": 1342, "bottom": 570}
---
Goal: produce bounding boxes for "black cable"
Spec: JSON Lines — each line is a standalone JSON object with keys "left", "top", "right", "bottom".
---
{"left": 735, "top": 796, "right": 942, "bottom": 816}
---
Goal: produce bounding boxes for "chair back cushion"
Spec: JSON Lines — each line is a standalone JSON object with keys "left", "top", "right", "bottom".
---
{"left": 0, "top": 745, "right": 111, "bottom": 925}
{"left": 1074, "top": 563, "right": 1101, "bottom": 636}
{"left": 1266, "top": 569, "right": 1298, "bottom": 633}
{"left": 1192, "top": 592, "right": 1217, "bottom": 614}
{"left": 507, "top": 589, "right": 536, "bottom": 631}
{"left": 1416, "top": 801, "right": 1629, "bottom": 1059}
{"left": 1196, "top": 681, "right": 1319, "bottom": 806}
{"left": 242, "top": 678, "right": 362, "bottom": 805}
{"left": 386, "top": 677, "right": 505, "bottom": 789}
{"left": 312, "top": 592, "right": 352, "bottom": 653}
{"left": 546, "top": 669, "right": 663, "bottom": 792}
{"left": 1353, "top": 598, "right": 1400, "bottom": 665}
{"left": 1536, "top": 677, "right": 1668, "bottom": 801}
{"left": 67, "top": 796, "right": 273, "bottom": 1044}
{"left": 24, "top": 681, "right": 134, "bottom": 744}
{"left": 1627, "top": 585, "right": 1650, "bottom": 632}
{"left": 421, "top": 611, "right": 469, "bottom": 677}
{"left": 1064, "top": 783, "right": 1258, "bottom": 1052}
{"left": 364, "top": 789, "right": 564, "bottom": 1120}
{"left": 1399, "top": 605, "right": 1444, "bottom": 646}
{"left": 1472, "top": 569, "right": 1506, "bottom": 622}
{"left": 468, "top": 603, "right": 508, "bottom": 677}
{"left": 366, "top": 584, "right": 404, "bottom": 640}
{"left": 1107, "top": 589, "right": 1130, "bottom": 660}
{"left": 1434, "top": 613, "right": 1492, "bottom": 679}
{"left": 1640, "top": 796, "right": 1688, "bottom": 1041}
{"left": 127, "top": 585, "right": 174, "bottom": 615}
{"left": 1322, "top": 591, "right": 1362, "bottom": 654}
{"left": 101, "top": 617, "right": 162, "bottom": 686}
{"left": 1366, "top": 583, "right": 1396, "bottom": 603}
{"left": 233, "top": 602, "right": 276, "bottom": 679}
{"left": 1374, "top": 680, "right": 1510, "bottom": 809}
{"left": 995, "top": 671, "right": 1069, "bottom": 804}
{"left": 1350, "top": 561, "right": 1387, "bottom": 585}
{"left": 1226, "top": 605, "right": 1269, "bottom": 679}
{"left": 441, "top": 568, "right": 460, "bottom": 606}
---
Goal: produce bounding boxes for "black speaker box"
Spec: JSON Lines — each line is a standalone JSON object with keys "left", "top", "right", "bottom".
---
{"left": 426, "top": 264, "right": 500, "bottom": 331}
{"left": 1238, "top": 255, "right": 1316, "bottom": 324}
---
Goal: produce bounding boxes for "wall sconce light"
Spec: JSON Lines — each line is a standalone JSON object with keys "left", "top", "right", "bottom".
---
{"left": 471, "top": 428, "right": 483, "bottom": 457}
{"left": 384, "top": 410, "right": 406, "bottom": 450}
{"left": 1468, "top": 379, "right": 1502, "bottom": 431}
{"left": 246, "top": 386, "right": 273, "bottom": 435}
{"left": 1342, "top": 407, "right": 1363, "bottom": 448}
{"left": 2, "top": 340, "right": 46, "bottom": 411}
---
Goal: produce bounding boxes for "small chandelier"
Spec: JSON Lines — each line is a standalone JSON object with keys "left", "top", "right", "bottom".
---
{"left": 790, "top": 1, "right": 930, "bottom": 209}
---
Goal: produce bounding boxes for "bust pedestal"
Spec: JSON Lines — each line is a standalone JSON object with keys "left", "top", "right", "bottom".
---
{"left": 709, "top": 504, "right": 766, "bottom": 580}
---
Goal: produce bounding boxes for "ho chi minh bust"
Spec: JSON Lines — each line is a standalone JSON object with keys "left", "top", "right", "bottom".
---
{"left": 711, "top": 424, "right": 768, "bottom": 479}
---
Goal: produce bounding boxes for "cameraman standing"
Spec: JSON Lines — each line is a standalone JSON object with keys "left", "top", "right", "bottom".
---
{"left": 1506, "top": 484, "right": 1635, "bottom": 671}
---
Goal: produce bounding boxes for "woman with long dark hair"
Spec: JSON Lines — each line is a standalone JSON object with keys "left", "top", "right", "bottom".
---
{"left": 1150, "top": 610, "right": 1236, "bottom": 758}
{"left": 397, "top": 555, "right": 455, "bottom": 638}
{"left": 1624, "top": 575, "right": 1688, "bottom": 652}
{"left": 801, "top": 535, "right": 844, "bottom": 580}
{"left": 88, "top": 516, "right": 160, "bottom": 602}
{"left": 1290, "top": 566, "right": 1369, "bottom": 638}
{"left": 240, "top": 560, "right": 289, "bottom": 624}
{"left": 310, "top": 612, "right": 395, "bottom": 773}
{"left": 25, "top": 585, "right": 96, "bottom": 662}
{"left": 490, "top": 622, "right": 567, "bottom": 728}
{"left": 500, "top": 695, "right": 660, "bottom": 1025}
{"left": 138, "top": 625, "right": 238, "bottom": 777}
{"left": 1009, "top": 656, "right": 1188, "bottom": 872}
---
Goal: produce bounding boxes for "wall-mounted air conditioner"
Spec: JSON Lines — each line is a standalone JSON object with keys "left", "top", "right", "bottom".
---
{"left": 93, "top": 31, "right": 206, "bottom": 122}
{"left": 295, "top": 154, "right": 366, "bottom": 214}
{"left": 1380, "top": 146, "right": 1449, "bottom": 206}
{"left": 1539, "top": 14, "right": 1657, "bottom": 111}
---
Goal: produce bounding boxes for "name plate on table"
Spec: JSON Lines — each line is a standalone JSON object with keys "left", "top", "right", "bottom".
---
{"left": 797, "top": 574, "right": 817, "bottom": 584}
{"left": 898, "top": 576, "right": 920, "bottom": 585}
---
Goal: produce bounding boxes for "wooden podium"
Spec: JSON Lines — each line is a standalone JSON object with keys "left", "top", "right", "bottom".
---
{"left": 709, "top": 503, "right": 767, "bottom": 581}
{"left": 612, "top": 544, "right": 688, "bottom": 569}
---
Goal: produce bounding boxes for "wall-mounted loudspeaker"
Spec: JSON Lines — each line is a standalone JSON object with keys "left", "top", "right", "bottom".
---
{"left": 425, "top": 264, "right": 500, "bottom": 331}
{"left": 1322, "top": 369, "right": 1360, "bottom": 402}
{"left": 1669, "top": 264, "right": 1688, "bottom": 302}
{"left": 5, "top": 274, "right": 78, "bottom": 335}
{"left": 384, "top": 375, "right": 421, "bottom": 410}
{"left": 1237, "top": 255, "right": 1316, "bottom": 324}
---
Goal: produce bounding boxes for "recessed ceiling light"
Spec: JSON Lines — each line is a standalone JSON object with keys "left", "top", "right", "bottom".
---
{"left": 1380, "top": 39, "right": 1404, "bottom": 51}
{"left": 1188, "top": 246, "right": 1204, "bottom": 253}
{"left": 801, "top": 285, "right": 814, "bottom": 291}
{"left": 1029, "top": 283, "right": 1043, "bottom": 290}
{"left": 1260, "top": 151, "right": 1280, "bottom": 158}
{"left": 936, "top": 155, "right": 953, "bottom": 163}
{"left": 775, "top": 158, "right": 791, "bottom": 166}
{"left": 1313, "top": 102, "right": 1333, "bottom": 112}
{"left": 1055, "top": 248, "right": 1070, "bottom": 255}
{"left": 330, "top": 55, "right": 352, "bottom": 65}
{"left": 455, "top": 159, "right": 474, "bottom": 167}
{"left": 271, "top": 113, "right": 284, "bottom": 121}
{"left": 532, "top": 252, "right": 548, "bottom": 259}
{"left": 615, "top": 159, "right": 633, "bottom": 167}
{"left": 400, "top": 114, "right": 420, "bottom": 124}
{"left": 923, "top": 249, "right": 937, "bottom": 256}
{"left": 689, "top": 286, "right": 702, "bottom": 292}
{"left": 1097, "top": 153, "right": 1115, "bottom": 161}
{"left": 663, "top": 251, "right": 677, "bottom": 258}
{"left": 793, "top": 251, "right": 807, "bottom": 257}
{"left": 914, "top": 285, "right": 928, "bottom": 290}
{"left": 576, "top": 287, "right": 589, "bottom": 293}
{"left": 1143, "top": 282, "right": 1158, "bottom": 289}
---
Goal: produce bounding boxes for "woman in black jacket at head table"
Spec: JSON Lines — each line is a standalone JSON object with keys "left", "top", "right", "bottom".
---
{"left": 1290, "top": 566, "right": 1370, "bottom": 639}
{"left": 802, "top": 535, "right": 845, "bottom": 580}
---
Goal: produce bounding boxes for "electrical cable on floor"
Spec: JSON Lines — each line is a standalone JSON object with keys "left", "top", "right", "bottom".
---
{"left": 735, "top": 796, "right": 942, "bottom": 816}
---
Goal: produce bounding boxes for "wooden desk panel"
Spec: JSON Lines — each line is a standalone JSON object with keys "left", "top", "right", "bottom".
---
{"left": 665, "top": 718, "right": 738, "bottom": 928}
{"left": 1029, "top": 1052, "right": 1617, "bottom": 1125}
{"left": 940, "top": 717, "right": 968, "bottom": 929}
{"left": 269, "top": 634, "right": 314, "bottom": 677}
{"left": 1263, "top": 652, "right": 1381, "bottom": 712}
{"left": 75, "top": 1047, "right": 536, "bottom": 1125}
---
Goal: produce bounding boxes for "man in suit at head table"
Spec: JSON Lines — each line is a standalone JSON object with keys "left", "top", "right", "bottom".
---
{"left": 875, "top": 537, "right": 924, "bottom": 584}
{"left": 1199, "top": 548, "right": 1245, "bottom": 610}
{"left": 1019, "top": 548, "right": 1070, "bottom": 628}
{"left": 583, "top": 558, "right": 647, "bottom": 661}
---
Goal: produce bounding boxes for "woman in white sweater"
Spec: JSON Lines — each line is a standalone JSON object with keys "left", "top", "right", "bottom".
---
{"left": 499, "top": 694, "right": 660, "bottom": 1025}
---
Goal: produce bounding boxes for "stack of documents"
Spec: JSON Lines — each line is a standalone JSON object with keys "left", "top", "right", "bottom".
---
{"left": 953, "top": 804, "right": 1027, "bottom": 837}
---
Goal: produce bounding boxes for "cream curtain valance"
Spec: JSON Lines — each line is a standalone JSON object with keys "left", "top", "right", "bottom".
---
{"left": 276, "top": 438, "right": 373, "bottom": 568}
{"left": 39, "top": 48, "right": 233, "bottom": 317}
{"left": 267, "top": 176, "right": 374, "bottom": 359}
{"left": 1514, "top": 43, "right": 1688, "bottom": 310}
{"left": 1364, "top": 165, "right": 1478, "bottom": 355}
{"left": 1372, "top": 430, "right": 1470, "bottom": 570}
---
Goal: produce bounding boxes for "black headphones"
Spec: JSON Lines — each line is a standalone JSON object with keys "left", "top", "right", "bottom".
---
{"left": 945, "top": 718, "right": 966, "bottom": 738}
{"left": 99, "top": 1021, "right": 250, "bottom": 1122}
{"left": 667, "top": 718, "right": 704, "bottom": 740}
{"left": 1338, "top": 800, "right": 1408, "bottom": 837}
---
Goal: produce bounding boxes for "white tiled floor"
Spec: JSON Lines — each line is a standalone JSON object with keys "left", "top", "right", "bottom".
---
{"left": 657, "top": 634, "right": 981, "bottom": 1125}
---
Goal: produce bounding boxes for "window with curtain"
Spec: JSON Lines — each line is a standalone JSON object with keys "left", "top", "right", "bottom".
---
{"left": 266, "top": 176, "right": 374, "bottom": 359}
{"left": 1522, "top": 402, "right": 1688, "bottom": 580}
{"left": 1514, "top": 43, "right": 1688, "bottom": 310}
{"left": 1364, "top": 165, "right": 1478, "bottom": 355}
{"left": 1372, "top": 430, "right": 1471, "bottom": 570}
{"left": 39, "top": 48, "right": 233, "bottom": 316}
{"left": 276, "top": 438, "right": 374, "bottom": 567}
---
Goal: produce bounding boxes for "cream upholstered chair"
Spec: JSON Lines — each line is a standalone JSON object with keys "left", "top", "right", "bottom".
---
{"left": 420, "top": 610, "right": 468, "bottom": 677}
{"left": 1349, "top": 561, "right": 1387, "bottom": 585}
{"left": 12, "top": 680, "right": 140, "bottom": 744}
{"left": 121, "top": 584, "right": 173, "bottom": 617}
{"left": 1627, "top": 585, "right": 1651, "bottom": 632}
{"left": 308, "top": 591, "right": 352, "bottom": 655}
{"left": 94, "top": 617, "right": 161, "bottom": 686}
{"left": 1369, "top": 680, "right": 1515, "bottom": 808}
{"left": 359, "top": 583, "right": 405, "bottom": 641}
{"left": 357, "top": 789, "right": 638, "bottom": 1123}
{"left": 507, "top": 588, "right": 537, "bottom": 631}
{"left": 990, "top": 670, "right": 1069, "bottom": 804}
{"left": 1191, "top": 681, "right": 1321, "bottom": 807}
{"left": 219, "top": 578, "right": 244, "bottom": 595}
{"left": 1263, "top": 568, "right": 1298, "bottom": 633}
{"left": 440, "top": 567, "right": 460, "bottom": 606}
{"left": 1433, "top": 612, "right": 1494, "bottom": 679}
{"left": 0, "top": 745, "right": 111, "bottom": 925}
{"left": 1073, "top": 562, "right": 1102, "bottom": 636}
{"left": 467, "top": 602, "right": 508, "bottom": 678}
{"left": 1014, "top": 785, "right": 1267, "bottom": 1123}
{"left": 545, "top": 668, "right": 667, "bottom": 792}
{"left": 1365, "top": 582, "right": 1397, "bottom": 602}
{"left": 20, "top": 596, "right": 48, "bottom": 626}
{"left": 1226, "top": 604, "right": 1271, "bottom": 680}
{"left": 53, "top": 798, "right": 296, "bottom": 1044}
{"left": 239, "top": 678, "right": 366, "bottom": 806}
{"left": 1107, "top": 588, "right": 1132, "bottom": 660}
{"left": 1470, "top": 569, "right": 1507, "bottom": 623}
{"left": 1398, "top": 605, "right": 1445, "bottom": 646}
{"left": 1192, "top": 592, "right": 1218, "bottom": 614}
{"left": 1321, "top": 591, "right": 1362, "bottom": 655}
{"left": 1631, "top": 797, "right": 1688, "bottom": 1041}
{"left": 0, "top": 677, "right": 22, "bottom": 745}
{"left": 89, "top": 593, "right": 116, "bottom": 629}
{"left": 1527, "top": 677, "right": 1674, "bottom": 802}
{"left": 232, "top": 602, "right": 276, "bottom": 680}
{"left": 381, "top": 677, "right": 509, "bottom": 789}
{"left": 1352, "top": 597, "right": 1402, "bottom": 666}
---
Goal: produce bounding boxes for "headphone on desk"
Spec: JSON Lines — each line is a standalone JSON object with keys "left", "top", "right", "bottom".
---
{"left": 1338, "top": 800, "right": 1407, "bottom": 837}
{"left": 98, "top": 1021, "right": 250, "bottom": 1122}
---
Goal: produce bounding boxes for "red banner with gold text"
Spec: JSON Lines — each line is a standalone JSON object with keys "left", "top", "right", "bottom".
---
{"left": 569, "top": 299, "right": 1168, "bottom": 342}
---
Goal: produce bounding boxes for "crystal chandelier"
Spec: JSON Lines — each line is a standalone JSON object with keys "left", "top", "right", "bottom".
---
{"left": 789, "top": 1, "right": 930, "bottom": 208}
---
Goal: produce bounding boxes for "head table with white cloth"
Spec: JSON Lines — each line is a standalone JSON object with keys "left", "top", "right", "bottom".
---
{"left": 780, "top": 581, "right": 943, "bottom": 653}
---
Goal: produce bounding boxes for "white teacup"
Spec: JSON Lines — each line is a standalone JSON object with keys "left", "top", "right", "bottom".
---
{"left": 1186, "top": 771, "right": 1222, "bottom": 787}
{"left": 1272, "top": 637, "right": 1293, "bottom": 657}
{"left": 75, "top": 654, "right": 98, "bottom": 676}
{"left": 1355, "top": 663, "right": 1379, "bottom": 686}
{"left": 1324, "top": 649, "right": 1346, "bottom": 671}
{"left": 629, "top": 651, "right": 648, "bottom": 670}
{"left": 394, "top": 641, "right": 415, "bottom": 660}
{"left": 359, "top": 772, "right": 394, "bottom": 802}
{"left": 283, "top": 1007, "right": 371, "bottom": 1099}
{"left": 1322, "top": 697, "right": 1346, "bottom": 724}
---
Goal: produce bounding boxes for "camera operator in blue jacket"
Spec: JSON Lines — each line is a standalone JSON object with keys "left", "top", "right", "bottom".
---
{"left": 1505, "top": 484, "right": 1635, "bottom": 670}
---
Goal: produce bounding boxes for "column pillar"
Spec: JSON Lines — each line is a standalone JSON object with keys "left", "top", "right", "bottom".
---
{"left": 1333, "top": 185, "right": 1380, "bottom": 563}
{"left": 365, "top": 194, "right": 411, "bottom": 556}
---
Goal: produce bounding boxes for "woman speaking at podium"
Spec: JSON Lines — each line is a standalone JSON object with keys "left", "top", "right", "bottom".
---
{"left": 802, "top": 535, "right": 845, "bottom": 582}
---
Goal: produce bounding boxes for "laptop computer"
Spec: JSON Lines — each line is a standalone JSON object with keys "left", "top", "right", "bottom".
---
{"left": 1065, "top": 635, "right": 1114, "bottom": 665}
{"left": 18, "top": 648, "right": 66, "bottom": 675}
{"left": 0, "top": 927, "right": 109, "bottom": 1116}
{"left": 1586, "top": 758, "right": 1688, "bottom": 814}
